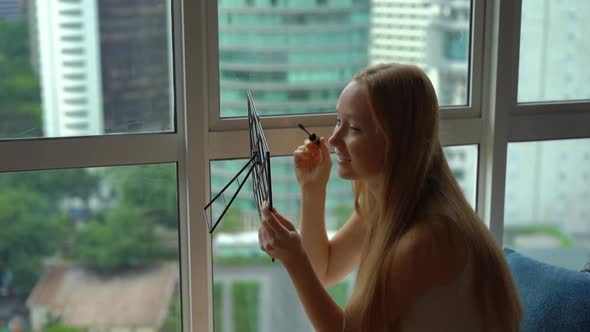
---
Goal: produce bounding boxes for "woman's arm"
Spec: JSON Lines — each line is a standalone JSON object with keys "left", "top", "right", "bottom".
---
{"left": 299, "top": 187, "right": 330, "bottom": 280}
{"left": 283, "top": 248, "right": 345, "bottom": 332}
{"left": 259, "top": 203, "right": 345, "bottom": 331}
{"left": 296, "top": 138, "right": 365, "bottom": 286}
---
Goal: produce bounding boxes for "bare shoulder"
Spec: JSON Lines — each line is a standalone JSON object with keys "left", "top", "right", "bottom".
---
{"left": 388, "top": 215, "right": 469, "bottom": 293}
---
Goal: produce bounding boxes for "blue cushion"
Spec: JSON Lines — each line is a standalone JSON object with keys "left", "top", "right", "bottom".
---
{"left": 504, "top": 248, "right": 590, "bottom": 332}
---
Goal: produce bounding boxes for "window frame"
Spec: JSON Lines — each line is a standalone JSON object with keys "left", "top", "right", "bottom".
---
{"left": 206, "top": 0, "right": 486, "bottom": 133}
{"left": 204, "top": 1, "right": 590, "bottom": 329}
{"left": 0, "top": 1, "right": 208, "bottom": 331}
{"left": 2, "top": 0, "right": 590, "bottom": 331}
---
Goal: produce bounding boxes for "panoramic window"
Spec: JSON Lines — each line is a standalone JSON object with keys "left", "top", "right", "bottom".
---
{"left": 210, "top": 145, "right": 477, "bottom": 331}
{"left": 518, "top": 0, "right": 590, "bottom": 103}
{"left": 0, "top": 164, "right": 181, "bottom": 331}
{"left": 0, "top": 0, "right": 174, "bottom": 140}
{"left": 504, "top": 138, "right": 590, "bottom": 270}
{"left": 0, "top": 1, "right": 182, "bottom": 331}
{"left": 217, "top": 0, "right": 472, "bottom": 118}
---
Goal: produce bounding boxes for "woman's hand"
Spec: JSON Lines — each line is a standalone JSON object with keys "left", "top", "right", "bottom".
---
{"left": 293, "top": 137, "right": 332, "bottom": 192}
{"left": 258, "top": 202, "right": 305, "bottom": 264}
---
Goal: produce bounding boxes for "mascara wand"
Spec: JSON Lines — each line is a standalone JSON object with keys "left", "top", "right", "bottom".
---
{"left": 298, "top": 124, "right": 320, "bottom": 145}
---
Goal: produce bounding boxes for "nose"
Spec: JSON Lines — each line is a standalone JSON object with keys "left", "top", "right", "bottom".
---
{"left": 328, "top": 125, "right": 340, "bottom": 146}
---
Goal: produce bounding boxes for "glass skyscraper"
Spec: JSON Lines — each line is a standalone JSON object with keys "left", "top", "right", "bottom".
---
{"left": 218, "top": 0, "right": 370, "bottom": 117}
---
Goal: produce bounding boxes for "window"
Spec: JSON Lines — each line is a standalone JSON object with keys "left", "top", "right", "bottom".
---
{"left": 214, "top": 0, "right": 475, "bottom": 120}
{"left": 518, "top": 0, "right": 590, "bottom": 103}
{"left": 0, "top": 0, "right": 174, "bottom": 140}
{"left": 0, "top": 1, "right": 193, "bottom": 331}
{"left": 504, "top": 138, "right": 590, "bottom": 270}
{"left": 0, "top": 165, "right": 182, "bottom": 331}
{"left": 3, "top": 0, "right": 590, "bottom": 331}
{"left": 210, "top": 146, "right": 478, "bottom": 329}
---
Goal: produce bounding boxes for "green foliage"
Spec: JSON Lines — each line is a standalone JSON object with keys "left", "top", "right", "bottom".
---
{"left": 330, "top": 204, "right": 353, "bottom": 229}
{"left": 506, "top": 225, "right": 574, "bottom": 247}
{"left": 218, "top": 206, "right": 245, "bottom": 233}
{"left": 0, "top": 190, "right": 67, "bottom": 295}
{"left": 0, "top": 169, "right": 100, "bottom": 209}
{"left": 44, "top": 322, "right": 86, "bottom": 332}
{"left": 213, "top": 255, "right": 274, "bottom": 266}
{"left": 72, "top": 205, "right": 166, "bottom": 272}
{"left": 106, "top": 164, "right": 178, "bottom": 229}
{"left": 232, "top": 281, "right": 259, "bottom": 332}
{"left": 327, "top": 281, "right": 350, "bottom": 308}
{"left": 213, "top": 282, "right": 223, "bottom": 332}
{"left": 160, "top": 291, "right": 182, "bottom": 332}
{"left": 0, "top": 19, "right": 42, "bottom": 138}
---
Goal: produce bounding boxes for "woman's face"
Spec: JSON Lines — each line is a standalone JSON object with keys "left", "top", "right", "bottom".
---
{"left": 328, "top": 80, "right": 386, "bottom": 182}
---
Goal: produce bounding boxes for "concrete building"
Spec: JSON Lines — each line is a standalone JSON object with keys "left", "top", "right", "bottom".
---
{"left": 34, "top": 0, "right": 173, "bottom": 137}
{"left": 26, "top": 262, "right": 179, "bottom": 331}
{"left": 369, "top": 0, "right": 470, "bottom": 105}
{"left": 0, "top": 0, "right": 22, "bottom": 21}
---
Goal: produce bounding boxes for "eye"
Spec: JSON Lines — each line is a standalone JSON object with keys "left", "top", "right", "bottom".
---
{"left": 335, "top": 117, "right": 341, "bottom": 127}
{"left": 349, "top": 126, "right": 361, "bottom": 132}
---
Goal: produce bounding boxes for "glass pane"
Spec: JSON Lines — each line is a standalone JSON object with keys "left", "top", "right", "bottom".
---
{"left": 0, "top": 1, "right": 174, "bottom": 140}
{"left": 210, "top": 145, "right": 477, "bottom": 331}
{"left": 444, "top": 145, "right": 478, "bottom": 208}
{"left": 0, "top": 164, "right": 182, "bottom": 331}
{"left": 518, "top": 0, "right": 590, "bottom": 103}
{"left": 504, "top": 138, "right": 590, "bottom": 270}
{"left": 217, "top": 0, "right": 472, "bottom": 117}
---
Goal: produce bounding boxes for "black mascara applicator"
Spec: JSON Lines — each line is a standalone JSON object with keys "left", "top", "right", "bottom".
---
{"left": 298, "top": 124, "right": 320, "bottom": 145}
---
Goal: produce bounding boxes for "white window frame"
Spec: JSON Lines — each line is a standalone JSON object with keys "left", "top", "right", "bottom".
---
{"left": 0, "top": 1, "right": 211, "bottom": 331}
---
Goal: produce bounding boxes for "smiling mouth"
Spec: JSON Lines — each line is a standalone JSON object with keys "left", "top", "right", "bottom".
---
{"left": 336, "top": 154, "right": 351, "bottom": 163}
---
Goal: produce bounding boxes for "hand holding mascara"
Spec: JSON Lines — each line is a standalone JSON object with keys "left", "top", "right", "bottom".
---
{"left": 293, "top": 124, "right": 332, "bottom": 191}
{"left": 298, "top": 124, "right": 320, "bottom": 146}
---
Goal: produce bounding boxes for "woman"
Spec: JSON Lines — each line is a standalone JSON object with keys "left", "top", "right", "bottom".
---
{"left": 258, "top": 63, "right": 523, "bottom": 331}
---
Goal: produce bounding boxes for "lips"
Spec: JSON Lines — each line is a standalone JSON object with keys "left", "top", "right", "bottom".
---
{"left": 335, "top": 151, "right": 351, "bottom": 163}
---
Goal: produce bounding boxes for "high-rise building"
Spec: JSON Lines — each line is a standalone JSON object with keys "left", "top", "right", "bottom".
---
{"left": 0, "top": 0, "right": 22, "bottom": 20}
{"left": 218, "top": 0, "right": 370, "bottom": 117}
{"left": 518, "top": 0, "right": 590, "bottom": 102}
{"left": 97, "top": 0, "right": 173, "bottom": 134}
{"left": 34, "top": 0, "right": 172, "bottom": 137}
{"left": 369, "top": 0, "right": 470, "bottom": 105}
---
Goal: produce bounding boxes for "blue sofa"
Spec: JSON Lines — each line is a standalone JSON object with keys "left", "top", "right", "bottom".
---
{"left": 504, "top": 248, "right": 590, "bottom": 332}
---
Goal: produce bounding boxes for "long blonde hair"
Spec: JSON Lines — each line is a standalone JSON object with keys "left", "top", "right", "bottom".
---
{"left": 345, "top": 64, "right": 522, "bottom": 331}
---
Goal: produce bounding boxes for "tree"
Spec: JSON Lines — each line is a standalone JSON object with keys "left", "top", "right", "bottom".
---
{"left": 330, "top": 204, "right": 353, "bottom": 229}
{"left": 106, "top": 164, "right": 178, "bottom": 229}
{"left": 160, "top": 292, "right": 181, "bottom": 332}
{"left": 0, "top": 190, "right": 68, "bottom": 295}
{"left": 0, "top": 169, "right": 100, "bottom": 211}
{"left": 71, "top": 205, "right": 166, "bottom": 272}
{"left": 0, "top": 19, "right": 42, "bottom": 138}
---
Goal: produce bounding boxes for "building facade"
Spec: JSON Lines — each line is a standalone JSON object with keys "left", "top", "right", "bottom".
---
{"left": 369, "top": 0, "right": 470, "bottom": 105}
{"left": 34, "top": 0, "right": 173, "bottom": 137}
{"left": 0, "top": 0, "right": 22, "bottom": 20}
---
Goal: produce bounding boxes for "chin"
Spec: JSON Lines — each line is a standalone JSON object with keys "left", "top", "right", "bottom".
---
{"left": 336, "top": 167, "right": 357, "bottom": 180}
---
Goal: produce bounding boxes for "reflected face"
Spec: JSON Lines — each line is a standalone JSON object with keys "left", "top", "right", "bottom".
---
{"left": 328, "top": 80, "right": 386, "bottom": 182}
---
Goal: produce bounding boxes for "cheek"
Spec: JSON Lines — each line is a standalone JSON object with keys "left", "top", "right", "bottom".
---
{"left": 355, "top": 140, "right": 385, "bottom": 174}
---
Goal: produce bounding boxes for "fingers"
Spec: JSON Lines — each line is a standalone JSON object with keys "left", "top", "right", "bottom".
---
{"left": 258, "top": 227, "right": 274, "bottom": 259}
{"left": 261, "top": 202, "right": 287, "bottom": 235}
{"left": 273, "top": 210, "right": 296, "bottom": 231}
